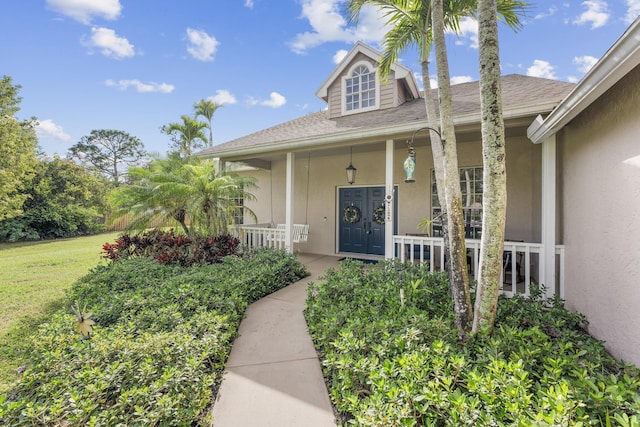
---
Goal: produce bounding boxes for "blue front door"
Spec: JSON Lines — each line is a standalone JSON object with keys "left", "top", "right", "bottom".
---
{"left": 339, "top": 186, "right": 393, "bottom": 256}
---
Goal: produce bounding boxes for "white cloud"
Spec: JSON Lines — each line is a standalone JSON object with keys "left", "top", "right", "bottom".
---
{"left": 83, "top": 27, "right": 135, "bottom": 59}
{"left": 261, "top": 92, "right": 287, "bottom": 108}
{"left": 452, "top": 17, "right": 478, "bottom": 49}
{"left": 573, "top": 0, "right": 610, "bottom": 29}
{"left": 625, "top": 0, "right": 640, "bottom": 23}
{"left": 105, "top": 79, "right": 174, "bottom": 93}
{"left": 210, "top": 89, "right": 237, "bottom": 105}
{"left": 333, "top": 49, "right": 348, "bottom": 64}
{"left": 289, "top": 0, "right": 390, "bottom": 54}
{"left": 245, "top": 0, "right": 254, "bottom": 8}
{"left": 36, "top": 119, "right": 72, "bottom": 142}
{"left": 534, "top": 6, "right": 558, "bottom": 19}
{"left": 246, "top": 96, "right": 259, "bottom": 107}
{"left": 574, "top": 55, "right": 598, "bottom": 73}
{"left": 46, "top": 0, "right": 121, "bottom": 24}
{"left": 451, "top": 75, "right": 474, "bottom": 85}
{"left": 186, "top": 28, "right": 219, "bottom": 61}
{"left": 526, "top": 59, "right": 557, "bottom": 79}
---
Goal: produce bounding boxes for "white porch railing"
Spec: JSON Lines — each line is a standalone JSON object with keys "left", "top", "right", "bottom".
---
{"left": 233, "top": 224, "right": 309, "bottom": 250}
{"left": 393, "top": 235, "right": 565, "bottom": 298}
{"left": 233, "top": 224, "right": 287, "bottom": 250}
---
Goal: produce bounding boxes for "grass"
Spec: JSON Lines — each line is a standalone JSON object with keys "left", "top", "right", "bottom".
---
{"left": 0, "top": 232, "right": 120, "bottom": 394}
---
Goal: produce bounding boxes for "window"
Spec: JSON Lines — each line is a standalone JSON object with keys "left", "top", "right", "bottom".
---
{"left": 431, "top": 167, "right": 483, "bottom": 239}
{"left": 232, "top": 195, "right": 244, "bottom": 225}
{"left": 343, "top": 64, "right": 377, "bottom": 114}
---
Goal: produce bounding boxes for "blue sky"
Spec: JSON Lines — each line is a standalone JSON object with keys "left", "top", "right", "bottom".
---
{"left": 2, "top": 0, "right": 638, "bottom": 156}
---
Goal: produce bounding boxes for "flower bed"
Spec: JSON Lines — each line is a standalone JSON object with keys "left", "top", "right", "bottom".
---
{"left": 305, "top": 260, "right": 640, "bottom": 426}
{"left": 0, "top": 247, "right": 308, "bottom": 426}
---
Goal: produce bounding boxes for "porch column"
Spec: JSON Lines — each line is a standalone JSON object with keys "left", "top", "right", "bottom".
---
{"left": 385, "top": 139, "right": 394, "bottom": 259}
{"left": 285, "top": 152, "right": 295, "bottom": 254}
{"left": 541, "top": 135, "right": 556, "bottom": 297}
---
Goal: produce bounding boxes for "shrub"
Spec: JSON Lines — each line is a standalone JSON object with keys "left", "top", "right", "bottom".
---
{"left": 1, "top": 248, "right": 308, "bottom": 425}
{"left": 101, "top": 229, "right": 240, "bottom": 266}
{"left": 306, "top": 260, "right": 640, "bottom": 426}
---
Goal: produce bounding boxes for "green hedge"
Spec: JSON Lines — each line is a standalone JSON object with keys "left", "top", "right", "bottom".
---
{"left": 0, "top": 248, "right": 308, "bottom": 426}
{"left": 306, "top": 260, "right": 640, "bottom": 426}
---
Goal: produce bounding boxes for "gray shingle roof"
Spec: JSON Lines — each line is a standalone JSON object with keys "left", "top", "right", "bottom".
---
{"left": 200, "top": 74, "right": 574, "bottom": 157}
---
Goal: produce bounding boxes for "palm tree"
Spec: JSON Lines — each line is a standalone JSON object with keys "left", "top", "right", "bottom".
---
{"left": 109, "top": 155, "right": 257, "bottom": 236}
{"left": 177, "top": 160, "right": 257, "bottom": 235}
{"left": 347, "top": 0, "right": 526, "bottom": 338}
{"left": 162, "top": 115, "right": 208, "bottom": 157}
{"left": 194, "top": 98, "right": 223, "bottom": 147}
{"left": 472, "top": 0, "right": 509, "bottom": 335}
{"left": 109, "top": 153, "right": 192, "bottom": 234}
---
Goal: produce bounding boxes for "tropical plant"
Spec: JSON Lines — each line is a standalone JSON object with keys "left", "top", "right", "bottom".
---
{"left": 194, "top": 98, "right": 223, "bottom": 147}
{"left": 109, "top": 155, "right": 257, "bottom": 236}
{"left": 108, "top": 153, "right": 189, "bottom": 234}
{"left": 68, "top": 129, "right": 147, "bottom": 186}
{"left": 346, "top": 0, "right": 526, "bottom": 338}
{"left": 162, "top": 114, "right": 209, "bottom": 156}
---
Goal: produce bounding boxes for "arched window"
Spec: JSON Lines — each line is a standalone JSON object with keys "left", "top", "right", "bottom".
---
{"left": 343, "top": 64, "right": 377, "bottom": 113}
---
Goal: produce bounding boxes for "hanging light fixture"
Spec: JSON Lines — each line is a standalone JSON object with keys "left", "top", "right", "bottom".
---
{"left": 404, "top": 126, "right": 445, "bottom": 183}
{"left": 346, "top": 147, "right": 357, "bottom": 185}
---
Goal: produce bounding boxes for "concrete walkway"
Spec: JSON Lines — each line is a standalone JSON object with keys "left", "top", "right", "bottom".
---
{"left": 210, "top": 254, "right": 339, "bottom": 427}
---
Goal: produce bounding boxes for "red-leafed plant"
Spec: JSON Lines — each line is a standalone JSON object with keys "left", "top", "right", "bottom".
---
{"left": 102, "top": 228, "right": 240, "bottom": 266}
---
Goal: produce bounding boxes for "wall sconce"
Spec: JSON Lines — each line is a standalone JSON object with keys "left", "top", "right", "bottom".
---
{"left": 404, "top": 126, "right": 445, "bottom": 183}
{"left": 346, "top": 147, "right": 357, "bottom": 184}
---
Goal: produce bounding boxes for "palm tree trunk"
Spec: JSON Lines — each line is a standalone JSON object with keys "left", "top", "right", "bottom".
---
{"left": 419, "top": 54, "right": 451, "bottom": 275}
{"left": 432, "top": 0, "right": 472, "bottom": 338}
{"left": 472, "top": 0, "right": 508, "bottom": 336}
{"left": 173, "top": 208, "right": 190, "bottom": 235}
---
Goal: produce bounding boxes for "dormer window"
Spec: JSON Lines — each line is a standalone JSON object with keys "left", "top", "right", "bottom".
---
{"left": 342, "top": 62, "right": 379, "bottom": 115}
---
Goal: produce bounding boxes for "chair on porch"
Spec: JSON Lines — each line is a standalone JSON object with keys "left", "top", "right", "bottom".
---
{"left": 276, "top": 224, "right": 309, "bottom": 243}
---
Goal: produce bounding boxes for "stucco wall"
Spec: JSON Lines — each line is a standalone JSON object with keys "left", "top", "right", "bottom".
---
{"left": 560, "top": 65, "right": 640, "bottom": 366}
{"left": 239, "top": 133, "right": 541, "bottom": 255}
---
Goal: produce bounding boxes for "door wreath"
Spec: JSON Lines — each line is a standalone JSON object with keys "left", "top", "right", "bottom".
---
{"left": 373, "top": 204, "right": 385, "bottom": 225}
{"left": 343, "top": 205, "right": 361, "bottom": 224}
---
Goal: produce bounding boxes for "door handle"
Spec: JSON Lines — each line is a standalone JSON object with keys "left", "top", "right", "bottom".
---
{"left": 364, "top": 219, "right": 371, "bottom": 234}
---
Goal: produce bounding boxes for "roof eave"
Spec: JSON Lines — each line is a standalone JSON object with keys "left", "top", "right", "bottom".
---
{"left": 528, "top": 18, "right": 640, "bottom": 144}
{"left": 205, "top": 102, "right": 554, "bottom": 160}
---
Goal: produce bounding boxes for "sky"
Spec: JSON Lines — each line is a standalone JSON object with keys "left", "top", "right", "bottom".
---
{"left": 1, "top": 0, "right": 639, "bottom": 156}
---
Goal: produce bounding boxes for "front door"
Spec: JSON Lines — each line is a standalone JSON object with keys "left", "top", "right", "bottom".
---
{"left": 339, "top": 186, "right": 394, "bottom": 256}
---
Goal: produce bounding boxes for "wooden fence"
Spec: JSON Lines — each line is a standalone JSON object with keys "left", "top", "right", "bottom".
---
{"left": 101, "top": 214, "right": 182, "bottom": 232}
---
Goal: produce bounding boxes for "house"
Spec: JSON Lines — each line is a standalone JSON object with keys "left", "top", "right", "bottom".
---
{"left": 527, "top": 18, "right": 640, "bottom": 366}
{"left": 200, "top": 19, "right": 640, "bottom": 366}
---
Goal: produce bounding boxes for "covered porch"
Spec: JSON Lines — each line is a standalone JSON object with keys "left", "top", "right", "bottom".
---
{"left": 225, "top": 127, "right": 562, "bottom": 299}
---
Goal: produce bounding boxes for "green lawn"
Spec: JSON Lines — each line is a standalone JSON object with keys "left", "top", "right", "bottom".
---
{"left": 0, "top": 232, "right": 120, "bottom": 393}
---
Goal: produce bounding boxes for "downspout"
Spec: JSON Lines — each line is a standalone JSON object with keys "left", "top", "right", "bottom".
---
{"left": 540, "top": 135, "right": 557, "bottom": 298}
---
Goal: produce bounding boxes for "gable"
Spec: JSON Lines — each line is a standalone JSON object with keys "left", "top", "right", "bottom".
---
{"left": 316, "top": 42, "right": 419, "bottom": 118}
